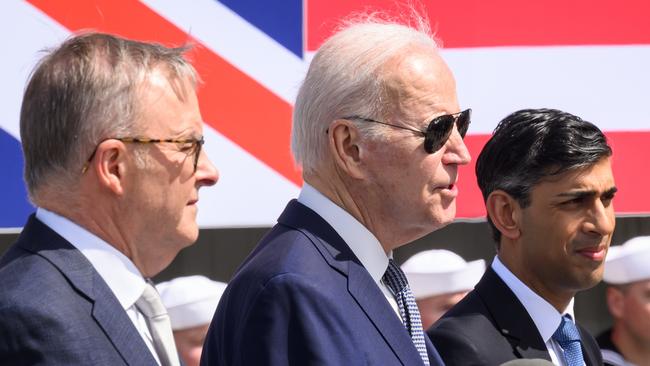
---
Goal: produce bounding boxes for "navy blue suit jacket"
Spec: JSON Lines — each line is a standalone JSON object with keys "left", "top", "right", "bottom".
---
{"left": 0, "top": 215, "right": 158, "bottom": 365}
{"left": 201, "top": 200, "right": 444, "bottom": 365}
{"left": 427, "top": 268, "right": 602, "bottom": 366}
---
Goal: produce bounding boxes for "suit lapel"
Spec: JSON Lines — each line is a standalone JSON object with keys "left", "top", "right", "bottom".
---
{"left": 578, "top": 326, "right": 602, "bottom": 366}
{"left": 89, "top": 277, "right": 159, "bottom": 366}
{"left": 19, "top": 216, "right": 158, "bottom": 366}
{"left": 347, "top": 260, "right": 425, "bottom": 365}
{"left": 278, "top": 200, "right": 424, "bottom": 365}
{"left": 424, "top": 334, "right": 445, "bottom": 366}
{"left": 476, "top": 268, "right": 552, "bottom": 361}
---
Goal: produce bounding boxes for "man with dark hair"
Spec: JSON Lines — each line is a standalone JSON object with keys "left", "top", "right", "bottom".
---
{"left": 428, "top": 108, "right": 613, "bottom": 365}
{"left": 0, "top": 33, "right": 219, "bottom": 365}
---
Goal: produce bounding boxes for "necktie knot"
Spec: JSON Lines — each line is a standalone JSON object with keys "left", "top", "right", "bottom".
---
{"left": 383, "top": 259, "right": 409, "bottom": 295}
{"left": 136, "top": 282, "right": 168, "bottom": 319}
{"left": 553, "top": 315, "right": 581, "bottom": 345}
{"left": 552, "top": 314, "right": 584, "bottom": 366}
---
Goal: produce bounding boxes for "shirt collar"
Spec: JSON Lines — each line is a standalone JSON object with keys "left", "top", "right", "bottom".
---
{"left": 491, "top": 255, "right": 575, "bottom": 342}
{"left": 36, "top": 207, "right": 146, "bottom": 310}
{"left": 297, "top": 183, "right": 389, "bottom": 284}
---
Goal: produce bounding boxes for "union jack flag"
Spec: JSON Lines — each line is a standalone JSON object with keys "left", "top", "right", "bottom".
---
{"left": 1, "top": 0, "right": 649, "bottom": 228}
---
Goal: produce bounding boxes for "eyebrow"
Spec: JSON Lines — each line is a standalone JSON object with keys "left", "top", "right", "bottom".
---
{"left": 556, "top": 186, "right": 618, "bottom": 199}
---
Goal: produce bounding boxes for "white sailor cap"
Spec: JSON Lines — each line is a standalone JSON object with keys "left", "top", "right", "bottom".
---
{"left": 156, "top": 275, "right": 227, "bottom": 330}
{"left": 603, "top": 236, "right": 650, "bottom": 285}
{"left": 401, "top": 249, "right": 486, "bottom": 300}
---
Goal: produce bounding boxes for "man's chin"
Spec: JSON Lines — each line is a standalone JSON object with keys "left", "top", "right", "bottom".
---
{"left": 177, "top": 223, "right": 200, "bottom": 248}
{"left": 432, "top": 204, "right": 457, "bottom": 228}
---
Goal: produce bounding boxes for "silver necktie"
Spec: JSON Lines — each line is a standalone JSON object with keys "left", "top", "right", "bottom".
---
{"left": 135, "top": 281, "right": 180, "bottom": 366}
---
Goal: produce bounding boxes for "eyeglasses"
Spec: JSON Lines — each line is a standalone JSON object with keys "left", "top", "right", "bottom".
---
{"left": 343, "top": 109, "right": 471, "bottom": 154}
{"left": 82, "top": 136, "right": 205, "bottom": 174}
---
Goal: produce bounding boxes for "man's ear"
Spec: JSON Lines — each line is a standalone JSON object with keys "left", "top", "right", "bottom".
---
{"left": 486, "top": 190, "right": 522, "bottom": 240}
{"left": 90, "top": 140, "right": 129, "bottom": 195}
{"left": 328, "top": 119, "right": 365, "bottom": 179}
{"left": 605, "top": 286, "right": 625, "bottom": 319}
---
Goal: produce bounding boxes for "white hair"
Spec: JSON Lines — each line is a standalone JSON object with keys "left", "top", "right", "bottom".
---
{"left": 291, "top": 12, "right": 439, "bottom": 174}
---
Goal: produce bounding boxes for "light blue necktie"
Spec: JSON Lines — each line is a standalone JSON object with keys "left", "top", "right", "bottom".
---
{"left": 552, "top": 314, "right": 585, "bottom": 366}
{"left": 383, "top": 259, "right": 430, "bottom": 366}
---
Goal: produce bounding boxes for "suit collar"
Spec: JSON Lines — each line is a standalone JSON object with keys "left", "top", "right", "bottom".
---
{"left": 278, "top": 200, "right": 429, "bottom": 365}
{"left": 35, "top": 208, "right": 146, "bottom": 311}
{"left": 297, "top": 184, "right": 388, "bottom": 283}
{"left": 578, "top": 326, "right": 604, "bottom": 366}
{"left": 277, "top": 200, "right": 357, "bottom": 274}
{"left": 17, "top": 215, "right": 158, "bottom": 366}
{"left": 475, "top": 267, "right": 552, "bottom": 360}
{"left": 491, "top": 256, "right": 574, "bottom": 343}
{"left": 484, "top": 260, "right": 602, "bottom": 365}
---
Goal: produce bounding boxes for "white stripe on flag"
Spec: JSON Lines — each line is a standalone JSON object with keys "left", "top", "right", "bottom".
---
{"left": 444, "top": 45, "right": 650, "bottom": 133}
{"left": 0, "top": 1, "right": 70, "bottom": 140}
{"left": 141, "top": 0, "right": 308, "bottom": 105}
{"left": 198, "top": 126, "right": 299, "bottom": 228}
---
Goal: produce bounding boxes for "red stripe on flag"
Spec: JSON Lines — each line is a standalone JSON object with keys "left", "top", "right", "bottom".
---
{"left": 455, "top": 132, "right": 650, "bottom": 218}
{"left": 28, "top": 0, "right": 302, "bottom": 186}
{"left": 307, "top": 0, "right": 650, "bottom": 50}
{"left": 23, "top": 1, "right": 650, "bottom": 217}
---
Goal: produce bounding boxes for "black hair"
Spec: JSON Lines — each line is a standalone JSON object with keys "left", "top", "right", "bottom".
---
{"left": 475, "top": 108, "right": 612, "bottom": 245}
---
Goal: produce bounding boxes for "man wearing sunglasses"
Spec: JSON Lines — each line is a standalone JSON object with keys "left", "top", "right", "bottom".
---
{"left": 428, "top": 109, "right": 612, "bottom": 365}
{"left": 0, "top": 33, "right": 218, "bottom": 365}
{"left": 201, "top": 13, "right": 470, "bottom": 366}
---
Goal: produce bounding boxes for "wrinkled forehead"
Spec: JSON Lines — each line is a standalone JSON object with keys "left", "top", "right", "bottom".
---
{"left": 380, "top": 47, "right": 458, "bottom": 122}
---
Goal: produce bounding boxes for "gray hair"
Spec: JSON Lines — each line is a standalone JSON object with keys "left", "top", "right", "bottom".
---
{"left": 20, "top": 32, "right": 198, "bottom": 202}
{"left": 291, "top": 13, "right": 439, "bottom": 174}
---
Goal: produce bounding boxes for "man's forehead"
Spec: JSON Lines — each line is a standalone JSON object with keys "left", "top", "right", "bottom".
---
{"left": 136, "top": 71, "right": 202, "bottom": 136}
{"left": 381, "top": 49, "right": 458, "bottom": 123}
{"left": 535, "top": 158, "right": 615, "bottom": 193}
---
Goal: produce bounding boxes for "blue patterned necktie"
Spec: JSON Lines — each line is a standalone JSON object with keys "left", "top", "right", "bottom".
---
{"left": 383, "top": 259, "right": 430, "bottom": 366}
{"left": 552, "top": 314, "right": 585, "bottom": 366}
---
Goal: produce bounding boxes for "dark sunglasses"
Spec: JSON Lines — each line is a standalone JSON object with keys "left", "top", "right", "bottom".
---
{"left": 343, "top": 109, "right": 471, "bottom": 154}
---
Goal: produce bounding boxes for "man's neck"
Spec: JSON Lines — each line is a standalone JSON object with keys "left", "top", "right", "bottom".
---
{"left": 305, "top": 175, "right": 407, "bottom": 254}
{"left": 612, "top": 324, "right": 650, "bottom": 365}
{"left": 39, "top": 197, "right": 152, "bottom": 276}
{"left": 498, "top": 249, "right": 574, "bottom": 312}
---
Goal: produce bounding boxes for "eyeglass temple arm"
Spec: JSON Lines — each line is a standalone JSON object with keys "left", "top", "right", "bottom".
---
{"left": 343, "top": 116, "right": 426, "bottom": 136}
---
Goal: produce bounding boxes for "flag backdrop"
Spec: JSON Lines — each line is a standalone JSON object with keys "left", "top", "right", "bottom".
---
{"left": 1, "top": 0, "right": 649, "bottom": 229}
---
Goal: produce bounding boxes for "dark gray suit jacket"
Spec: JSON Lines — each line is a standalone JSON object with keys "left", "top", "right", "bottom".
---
{"left": 427, "top": 268, "right": 603, "bottom": 366}
{"left": 0, "top": 215, "right": 158, "bottom": 365}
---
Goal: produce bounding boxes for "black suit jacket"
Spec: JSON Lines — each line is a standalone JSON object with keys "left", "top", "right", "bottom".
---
{"left": 201, "top": 200, "right": 443, "bottom": 365}
{"left": 427, "top": 267, "right": 603, "bottom": 366}
{"left": 0, "top": 215, "right": 158, "bottom": 365}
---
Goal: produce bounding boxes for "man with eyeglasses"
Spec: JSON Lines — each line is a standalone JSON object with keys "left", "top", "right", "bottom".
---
{"left": 0, "top": 33, "right": 218, "bottom": 365}
{"left": 428, "top": 109, "right": 612, "bottom": 365}
{"left": 201, "top": 13, "right": 470, "bottom": 366}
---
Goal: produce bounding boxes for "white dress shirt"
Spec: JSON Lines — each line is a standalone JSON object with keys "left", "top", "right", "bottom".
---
{"left": 36, "top": 208, "right": 161, "bottom": 365}
{"left": 297, "top": 183, "right": 401, "bottom": 319}
{"left": 492, "top": 256, "right": 584, "bottom": 366}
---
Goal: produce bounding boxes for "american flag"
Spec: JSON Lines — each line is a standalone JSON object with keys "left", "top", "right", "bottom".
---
{"left": 1, "top": 0, "right": 649, "bottom": 229}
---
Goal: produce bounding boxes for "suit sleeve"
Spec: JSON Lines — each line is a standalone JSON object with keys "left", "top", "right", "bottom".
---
{"left": 428, "top": 323, "right": 488, "bottom": 366}
{"left": 0, "top": 299, "right": 90, "bottom": 366}
{"left": 234, "top": 273, "right": 365, "bottom": 366}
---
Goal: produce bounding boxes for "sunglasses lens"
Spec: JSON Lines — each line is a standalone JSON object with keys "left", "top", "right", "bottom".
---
{"left": 424, "top": 115, "right": 455, "bottom": 153}
{"left": 423, "top": 109, "right": 472, "bottom": 153}
{"left": 456, "top": 109, "right": 471, "bottom": 138}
